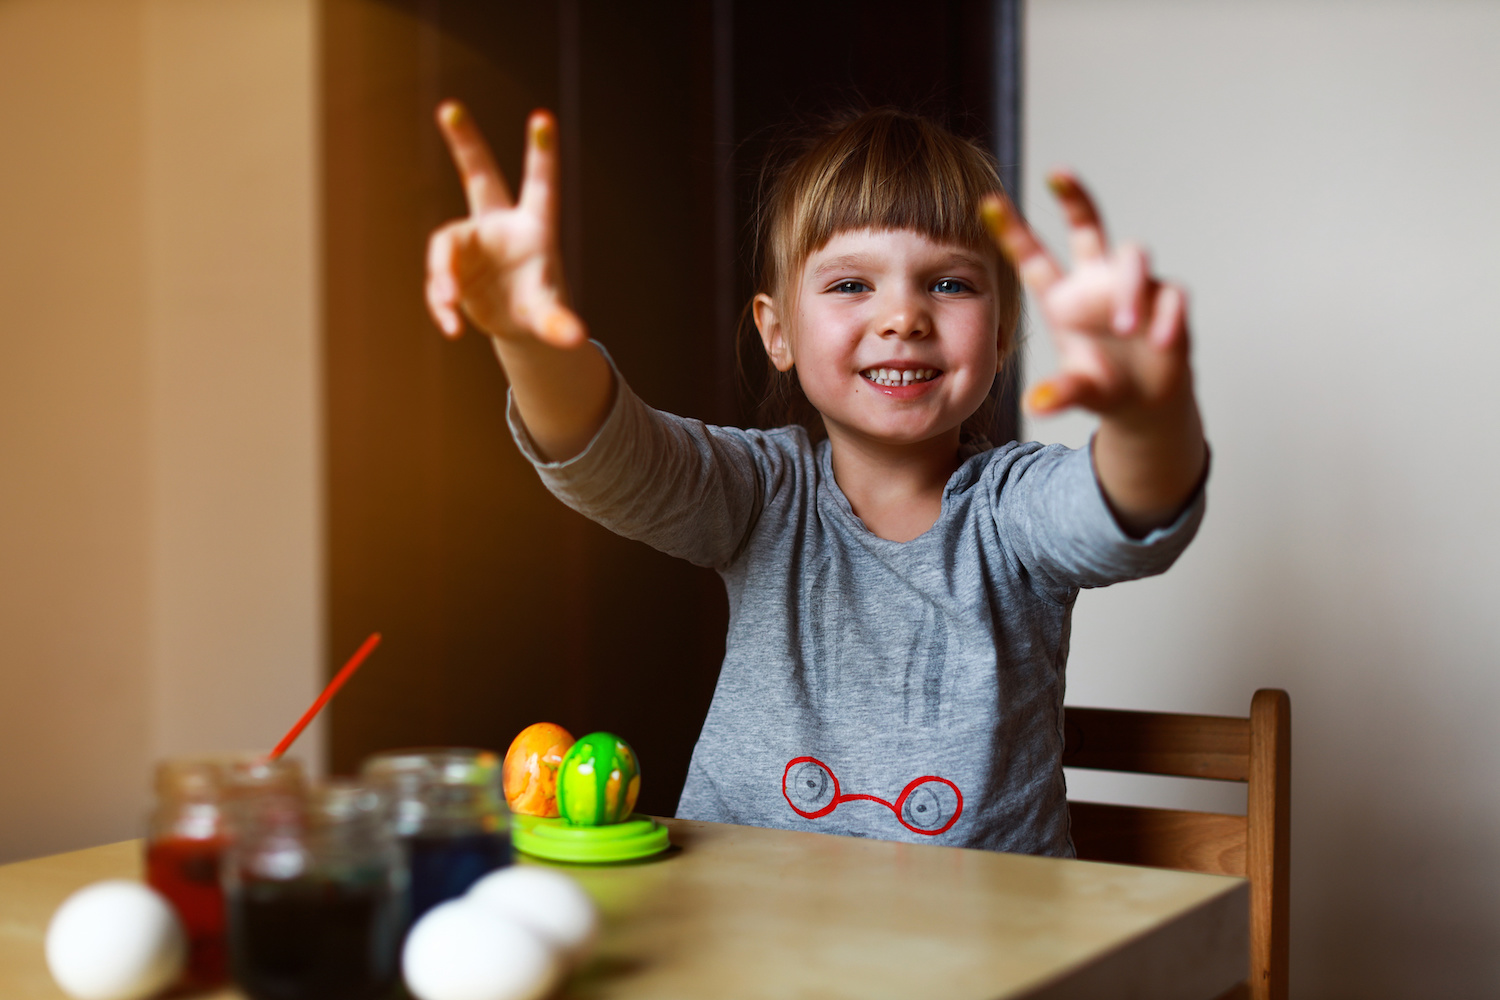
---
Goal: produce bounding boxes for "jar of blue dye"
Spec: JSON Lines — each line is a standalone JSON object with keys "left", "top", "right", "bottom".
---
{"left": 360, "top": 748, "right": 511, "bottom": 924}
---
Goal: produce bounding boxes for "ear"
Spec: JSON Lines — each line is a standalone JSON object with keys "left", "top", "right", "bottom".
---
{"left": 754, "top": 293, "right": 795, "bottom": 373}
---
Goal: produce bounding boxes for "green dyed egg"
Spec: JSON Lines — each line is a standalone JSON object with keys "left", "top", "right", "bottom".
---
{"left": 557, "top": 732, "right": 640, "bottom": 826}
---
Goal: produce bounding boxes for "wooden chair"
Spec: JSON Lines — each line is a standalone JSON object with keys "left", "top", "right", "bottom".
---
{"left": 1062, "top": 689, "right": 1290, "bottom": 1000}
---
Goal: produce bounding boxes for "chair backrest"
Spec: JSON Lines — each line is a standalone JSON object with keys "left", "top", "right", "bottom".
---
{"left": 1063, "top": 689, "right": 1290, "bottom": 1000}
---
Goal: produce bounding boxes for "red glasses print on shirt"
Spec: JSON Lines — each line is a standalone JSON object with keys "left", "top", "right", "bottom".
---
{"left": 781, "top": 757, "right": 964, "bottom": 836}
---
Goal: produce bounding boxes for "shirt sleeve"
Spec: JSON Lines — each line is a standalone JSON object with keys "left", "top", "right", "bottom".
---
{"left": 505, "top": 346, "right": 772, "bottom": 571}
{"left": 991, "top": 439, "right": 1207, "bottom": 602}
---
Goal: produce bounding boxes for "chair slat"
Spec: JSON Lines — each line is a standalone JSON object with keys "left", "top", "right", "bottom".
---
{"left": 1069, "top": 801, "right": 1248, "bottom": 877}
{"left": 1248, "top": 689, "right": 1292, "bottom": 1000}
{"left": 1063, "top": 706, "right": 1251, "bottom": 781}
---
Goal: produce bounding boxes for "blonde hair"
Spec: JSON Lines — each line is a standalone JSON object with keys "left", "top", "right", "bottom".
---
{"left": 746, "top": 108, "right": 1022, "bottom": 438}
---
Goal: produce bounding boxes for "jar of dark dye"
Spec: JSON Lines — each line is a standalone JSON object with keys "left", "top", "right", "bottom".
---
{"left": 225, "top": 781, "right": 406, "bottom": 1000}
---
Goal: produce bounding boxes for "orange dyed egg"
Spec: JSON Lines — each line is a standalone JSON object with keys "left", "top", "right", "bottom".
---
{"left": 503, "top": 722, "right": 575, "bottom": 817}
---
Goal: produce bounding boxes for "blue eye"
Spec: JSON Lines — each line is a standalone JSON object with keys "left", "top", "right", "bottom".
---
{"left": 832, "top": 280, "right": 869, "bottom": 294}
{"left": 933, "top": 278, "right": 969, "bottom": 294}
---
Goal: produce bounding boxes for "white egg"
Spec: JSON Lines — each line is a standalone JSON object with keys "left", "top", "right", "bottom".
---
{"left": 402, "top": 899, "right": 560, "bottom": 1000}
{"left": 45, "top": 880, "right": 185, "bottom": 1000}
{"left": 466, "top": 866, "right": 599, "bottom": 964}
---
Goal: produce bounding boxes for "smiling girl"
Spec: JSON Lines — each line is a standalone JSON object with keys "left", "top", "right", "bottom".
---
{"left": 425, "top": 106, "right": 1206, "bottom": 854}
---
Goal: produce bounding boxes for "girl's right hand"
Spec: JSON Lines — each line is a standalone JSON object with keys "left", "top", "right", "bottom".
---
{"left": 426, "top": 102, "right": 586, "bottom": 349}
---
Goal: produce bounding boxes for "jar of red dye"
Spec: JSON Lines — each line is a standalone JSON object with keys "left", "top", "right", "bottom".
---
{"left": 145, "top": 756, "right": 305, "bottom": 991}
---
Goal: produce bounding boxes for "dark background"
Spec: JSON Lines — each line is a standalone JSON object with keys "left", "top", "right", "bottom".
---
{"left": 323, "top": 0, "right": 1022, "bottom": 814}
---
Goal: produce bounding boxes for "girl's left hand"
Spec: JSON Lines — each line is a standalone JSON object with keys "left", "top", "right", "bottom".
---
{"left": 982, "top": 173, "right": 1191, "bottom": 420}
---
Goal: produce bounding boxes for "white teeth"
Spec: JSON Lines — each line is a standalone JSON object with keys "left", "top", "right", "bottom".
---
{"left": 862, "top": 367, "right": 938, "bottom": 386}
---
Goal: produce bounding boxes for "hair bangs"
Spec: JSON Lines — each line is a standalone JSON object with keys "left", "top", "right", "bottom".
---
{"left": 759, "top": 109, "right": 1004, "bottom": 304}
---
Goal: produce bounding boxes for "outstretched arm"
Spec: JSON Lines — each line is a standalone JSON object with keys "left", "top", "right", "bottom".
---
{"left": 982, "top": 175, "right": 1206, "bottom": 536}
{"left": 426, "top": 102, "right": 612, "bottom": 461}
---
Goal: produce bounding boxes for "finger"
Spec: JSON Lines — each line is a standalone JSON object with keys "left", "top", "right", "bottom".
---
{"left": 1025, "top": 372, "right": 1105, "bottom": 416}
{"left": 1113, "top": 243, "right": 1152, "bottom": 335}
{"left": 980, "top": 194, "right": 1064, "bottom": 295}
{"left": 425, "top": 223, "right": 469, "bottom": 337}
{"left": 426, "top": 277, "right": 463, "bottom": 338}
{"left": 1148, "top": 283, "right": 1189, "bottom": 350}
{"left": 426, "top": 220, "right": 473, "bottom": 299}
{"left": 1047, "top": 170, "right": 1108, "bottom": 262}
{"left": 436, "top": 100, "right": 514, "bottom": 214}
{"left": 518, "top": 109, "right": 560, "bottom": 226}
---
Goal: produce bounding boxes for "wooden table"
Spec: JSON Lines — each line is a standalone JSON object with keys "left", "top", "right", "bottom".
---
{"left": 0, "top": 818, "right": 1247, "bottom": 999}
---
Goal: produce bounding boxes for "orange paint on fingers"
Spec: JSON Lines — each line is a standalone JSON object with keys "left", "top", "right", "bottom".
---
{"left": 1027, "top": 381, "right": 1061, "bottom": 413}
{"left": 980, "top": 196, "right": 1011, "bottom": 241}
{"left": 981, "top": 197, "right": 1028, "bottom": 267}
{"left": 530, "top": 113, "right": 553, "bottom": 152}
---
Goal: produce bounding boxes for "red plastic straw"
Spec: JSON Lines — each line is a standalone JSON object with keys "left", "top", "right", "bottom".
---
{"left": 267, "top": 632, "right": 382, "bottom": 760}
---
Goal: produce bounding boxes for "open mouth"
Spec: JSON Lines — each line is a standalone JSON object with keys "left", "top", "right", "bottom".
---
{"left": 860, "top": 367, "right": 939, "bottom": 387}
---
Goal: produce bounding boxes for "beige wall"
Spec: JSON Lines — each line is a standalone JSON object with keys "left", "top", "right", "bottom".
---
{"left": 0, "top": 0, "right": 153, "bottom": 866}
{"left": 1026, "top": 2, "right": 1500, "bottom": 996}
{"left": 0, "top": 0, "right": 320, "bottom": 863}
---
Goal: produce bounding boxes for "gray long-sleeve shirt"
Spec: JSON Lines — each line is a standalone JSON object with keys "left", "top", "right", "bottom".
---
{"left": 508, "top": 360, "right": 1204, "bottom": 856}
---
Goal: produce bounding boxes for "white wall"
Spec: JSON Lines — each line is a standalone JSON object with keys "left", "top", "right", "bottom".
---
{"left": 1026, "top": 3, "right": 1500, "bottom": 997}
{"left": 0, "top": 0, "right": 321, "bottom": 863}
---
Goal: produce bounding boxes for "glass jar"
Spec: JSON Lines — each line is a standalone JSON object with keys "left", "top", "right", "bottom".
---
{"left": 361, "top": 747, "right": 511, "bottom": 922}
{"left": 144, "top": 755, "right": 305, "bottom": 991}
{"left": 225, "top": 781, "right": 405, "bottom": 1000}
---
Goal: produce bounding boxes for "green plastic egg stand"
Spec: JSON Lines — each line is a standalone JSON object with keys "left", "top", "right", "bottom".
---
{"left": 512, "top": 812, "right": 670, "bottom": 864}
{"left": 511, "top": 731, "right": 671, "bottom": 864}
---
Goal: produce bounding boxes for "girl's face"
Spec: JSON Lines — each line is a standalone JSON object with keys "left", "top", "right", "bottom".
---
{"left": 756, "top": 228, "right": 1005, "bottom": 453}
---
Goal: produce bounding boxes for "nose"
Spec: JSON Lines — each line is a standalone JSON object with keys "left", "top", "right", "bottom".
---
{"left": 877, "top": 284, "right": 932, "bottom": 340}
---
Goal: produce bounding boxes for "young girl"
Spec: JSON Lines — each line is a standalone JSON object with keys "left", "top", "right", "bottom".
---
{"left": 424, "top": 104, "right": 1206, "bottom": 856}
